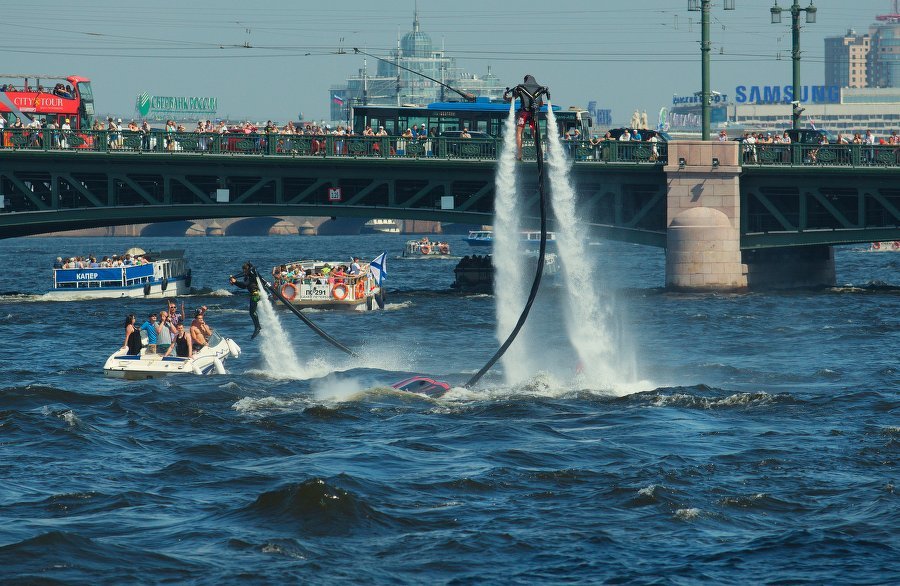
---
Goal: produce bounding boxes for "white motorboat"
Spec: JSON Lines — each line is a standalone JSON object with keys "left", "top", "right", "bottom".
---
{"left": 103, "top": 331, "right": 241, "bottom": 379}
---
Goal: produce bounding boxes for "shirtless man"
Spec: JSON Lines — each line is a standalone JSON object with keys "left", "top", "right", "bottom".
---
{"left": 190, "top": 310, "right": 212, "bottom": 350}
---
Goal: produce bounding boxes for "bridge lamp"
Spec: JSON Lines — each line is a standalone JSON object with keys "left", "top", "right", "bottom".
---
{"left": 770, "top": 0, "right": 817, "bottom": 130}
{"left": 688, "top": 0, "right": 736, "bottom": 140}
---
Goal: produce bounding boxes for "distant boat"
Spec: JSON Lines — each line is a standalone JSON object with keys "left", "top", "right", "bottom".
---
{"left": 451, "top": 250, "right": 560, "bottom": 293}
{"left": 465, "top": 230, "right": 557, "bottom": 249}
{"left": 870, "top": 241, "right": 900, "bottom": 251}
{"left": 402, "top": 238, "right": 452, "bottom": 258}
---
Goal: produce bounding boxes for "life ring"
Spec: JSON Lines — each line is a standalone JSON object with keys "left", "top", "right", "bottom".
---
{"left": 893, "top": 241, "right": 900, "bottom": 250}
{"left": 333, "top": 284, "right": 348, "bottom": 300}
{"left": 281, "top": 282, "right": 297, "bottom": 301}
{"left": 355, "top": 280, "right": 365, "bottom": 299}
{"left": 439, "top": 243, "right": 449, "bottom": 254}
{"left": 421, "top": 245, "right": 432, "bottom": 255}
{"left": 873, "top": 242, "right": 881, "bottom": 250}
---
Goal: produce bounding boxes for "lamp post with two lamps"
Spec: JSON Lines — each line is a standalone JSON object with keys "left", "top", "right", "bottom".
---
{"left": 688, "top": 0, "right": 735, "bottom": 141}
{"left": 770, "top": 0, "right": 817, "bottom": 130}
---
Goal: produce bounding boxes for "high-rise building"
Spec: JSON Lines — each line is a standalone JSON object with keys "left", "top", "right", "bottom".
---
{"left": 868, "top": 2, "right": 900, "bottom": 88}
{"left": 329, "top": 9, "right": 505, "bottom": 122}
{"left": 825, "top": 29, "right": 870, "bottom": 88}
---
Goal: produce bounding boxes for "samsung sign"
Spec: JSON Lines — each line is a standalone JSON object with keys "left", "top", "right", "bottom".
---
{"left": 735, "top": 85, "right": 840, "bottom": 104}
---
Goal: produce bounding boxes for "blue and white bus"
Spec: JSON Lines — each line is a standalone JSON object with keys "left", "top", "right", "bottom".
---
{"left": 351, "top": 97, "right": 593, "bottom": 138}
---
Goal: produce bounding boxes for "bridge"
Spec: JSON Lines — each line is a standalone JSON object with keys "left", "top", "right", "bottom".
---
{"left": 2, "top": 130, "right": 900, "bottom": 289}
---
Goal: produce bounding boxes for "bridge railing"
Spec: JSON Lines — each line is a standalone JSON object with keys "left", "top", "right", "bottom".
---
{"left": 739, "top": 142, "right": 900, "bottom": 167}
{"left": 0, "top": 129, "right": 670, "bottom": 165}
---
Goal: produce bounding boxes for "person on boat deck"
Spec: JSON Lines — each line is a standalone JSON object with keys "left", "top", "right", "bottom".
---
{"left": 53, "top": 257, "right": 63, "bottom": 269}
{"left": 140, "top": 313, "right": 159, "bottom": 354}
{"left": 122, "top": 314, "right": 142, "bottom": 356}
{"left": 229, "top": 263, "right": 262, "bottom": 340}
{"left": 156, "top": 310, "right": 176, "bottom": 354}
{"left": 163, "top": 323, "right": 193, "bottom": 358}
{"left": 349, "top": 257, "right": 361, "bottom": 275}
{"left": 190, "top": 309, "right": 212, "bottom": 351}
{"left": 166, "top": 298, "right": 184, "bottom": 328}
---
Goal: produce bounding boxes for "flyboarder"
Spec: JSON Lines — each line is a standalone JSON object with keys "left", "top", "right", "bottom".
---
{"left": 229, "top": 262, "right": 262, "bottom": 339}
{"left": 503, "top": 74, "right": 550, "bottom": 160}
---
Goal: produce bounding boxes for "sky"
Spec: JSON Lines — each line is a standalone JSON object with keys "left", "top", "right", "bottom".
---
{"left": 3, "top": 0, "right": 891, "bottom": 126}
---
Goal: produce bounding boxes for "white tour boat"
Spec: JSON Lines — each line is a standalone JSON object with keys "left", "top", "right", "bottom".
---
{"left": 103, "top": 331, "right": 241, "bottom": 379}
{"left": 272, "top": 259, "right": 383, "bottom": 311}
{"left": 48, "top": 250, "right": 192, "bottom": 300}
{"left": 465, "top": 230, "right": 557, "bottom": 249}
{"left": 870, "top": 241, "right": 900, "bottom": 251}
{"left": 402, "top": 239, "right": 452, "bottom": 258}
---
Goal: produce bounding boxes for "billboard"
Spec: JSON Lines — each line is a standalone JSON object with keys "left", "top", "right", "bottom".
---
{"left": 136, "top": 92, "right": 218, "bottom": 118}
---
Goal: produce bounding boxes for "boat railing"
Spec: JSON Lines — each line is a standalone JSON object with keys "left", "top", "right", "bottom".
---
{"left": 275, "top": 273, "right": 373, "bottom": 302}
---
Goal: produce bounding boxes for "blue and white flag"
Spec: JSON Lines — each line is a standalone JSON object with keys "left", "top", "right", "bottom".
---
{"left": 369, "top": 252, "right": 387, "bottom": 286}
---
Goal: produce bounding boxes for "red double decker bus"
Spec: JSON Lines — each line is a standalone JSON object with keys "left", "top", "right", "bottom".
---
{"left": 0, "top": 74, "right": 95, "bottom": 130}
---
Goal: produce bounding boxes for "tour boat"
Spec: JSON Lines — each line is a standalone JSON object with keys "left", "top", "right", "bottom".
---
{"left": 402, "top": 239, "right": 452, "bottom": 258}
{"left": 465, "top": 230, "right": 557, "bottom": 249}
{"left": 103, "top": 331, "right": 241, "bottom": 379}
{"left": 869, "top": 241, "right": 900, "bottom": 251}
{"left": 465, "top": 230, "right": 493, "bottom": 247}
{"left": 48, "top": 250, "right": 192, "bottom": 299}
{"left": 271, "top": 259, "right": 383, "bottom": 311}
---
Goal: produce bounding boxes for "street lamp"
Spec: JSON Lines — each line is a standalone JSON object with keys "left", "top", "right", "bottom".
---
{"left": 770, "top": 1, "right": 817, "bottom": 130}
{"left": 688, "top": 0, "right": 736, "bottom": 140}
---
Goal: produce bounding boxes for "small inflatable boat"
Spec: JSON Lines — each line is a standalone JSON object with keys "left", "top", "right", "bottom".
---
{"left": 103, "top": 331, "right": 241, "bottom": 379}
{"left": 391, "top": 376, "right": 451, "bottom": 398}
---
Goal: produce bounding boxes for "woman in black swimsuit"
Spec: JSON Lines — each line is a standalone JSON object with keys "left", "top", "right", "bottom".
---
{"left": 123, "top": 314, "right": 142, "bottom": 355}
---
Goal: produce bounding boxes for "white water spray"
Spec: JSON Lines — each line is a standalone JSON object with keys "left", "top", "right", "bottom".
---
{"left": 493, "top": 101, "right": 533, "bottom": 384}
{"left": 254, "top": 278, "right": 310, "bottom": 379}
{"left": 544, "top": 105, "right": 628, "bottom": 390}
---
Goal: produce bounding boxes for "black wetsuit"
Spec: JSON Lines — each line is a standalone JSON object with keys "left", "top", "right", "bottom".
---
{"left": 126, "top": 328, "right": 142, "bottom": 355}
{"left": 231, "top": 272, "right": 261, "bottom": 334}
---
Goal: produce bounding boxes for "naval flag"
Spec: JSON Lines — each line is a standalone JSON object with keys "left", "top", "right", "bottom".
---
{"left": 369, "top": 252, "right": 387, "bottom": 286}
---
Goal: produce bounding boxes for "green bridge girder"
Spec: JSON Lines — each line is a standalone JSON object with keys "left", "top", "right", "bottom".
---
{"left": 0, "top": 150, "right": 668, "bottom": 244}
{"left": 2, "top": 149, "right": 900, "bottom": 248}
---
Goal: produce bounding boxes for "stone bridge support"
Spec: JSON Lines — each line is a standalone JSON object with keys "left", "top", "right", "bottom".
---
{"left": 664, "top": 140, "right": 835, "bottom": 290}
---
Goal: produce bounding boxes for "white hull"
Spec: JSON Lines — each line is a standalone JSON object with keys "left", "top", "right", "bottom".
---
{"left": 103, "top": 335, "right": 240, "bottom": 379}
{"left": 46, "top": 279, "right": 190, "bottom": 301}
{"left": 870, "top": 241, "right": 900, "bottom": 252}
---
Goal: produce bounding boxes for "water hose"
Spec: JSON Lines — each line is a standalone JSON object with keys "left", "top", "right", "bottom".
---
{"left": 251, "top": 269, "right": 359, "bottom": 358}
{"left": 465, "top": 80, "right": 550, "bottom": 388}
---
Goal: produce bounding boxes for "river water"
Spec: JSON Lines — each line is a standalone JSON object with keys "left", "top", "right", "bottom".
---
{"left": 0, "top": 234, "right": 897, "bottom": 584}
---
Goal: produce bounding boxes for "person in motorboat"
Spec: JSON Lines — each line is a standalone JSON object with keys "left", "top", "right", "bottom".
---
{"left": 166, "top": 298, "right": 185, "bottom": 328}
{"left": 122, "top": 314, "right": 142, "bottom": 356}
{"left": 229, "top": 262, "right": 262, "bottom": 339}
{"left": 190, "top": 310, "right": 212, "bottom": 351}
{"left": 140, "top": 313, "right": 159, "bottom": 354}
{"left": 163, "top": 323, "right": 193, "bottom": 358}
{"left": 157, "top": 310, "right": 175, "bottom": 355}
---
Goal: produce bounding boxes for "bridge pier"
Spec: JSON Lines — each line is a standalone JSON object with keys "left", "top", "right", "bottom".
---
{"left": 664, "top": 141, "right": 836, "bottom": 290}
{"left": 665, "top": 141, "right": 747, "bottom": 290}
